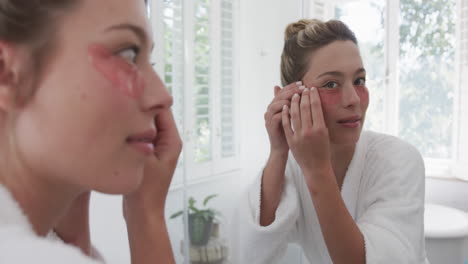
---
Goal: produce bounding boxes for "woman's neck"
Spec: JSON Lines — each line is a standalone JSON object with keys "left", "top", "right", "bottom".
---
{"left": 330, "top": 143, "right": 356, "bottom": 190}
{"left": 0, "top": 163, "right": 81, "bottom": 236}
{"left": 53, "top": 192, "right": 92, "bottom": 255}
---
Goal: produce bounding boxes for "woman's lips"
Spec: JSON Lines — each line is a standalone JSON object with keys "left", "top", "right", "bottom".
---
{"left": 337, "top": 117, "right": 361, "bottom": 128}
{"left": 127, "top": 141, "right": 155, "bottom": 156}
{"left": 126, "top": 130, "right": 156, "bottom": 156}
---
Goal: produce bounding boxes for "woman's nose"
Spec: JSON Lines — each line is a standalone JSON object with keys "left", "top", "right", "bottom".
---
{"left": 141, "top": 68, "right": 173, "bottom": 113}
{"left": 342, "top": 82, "right": 360, "bottom": 108}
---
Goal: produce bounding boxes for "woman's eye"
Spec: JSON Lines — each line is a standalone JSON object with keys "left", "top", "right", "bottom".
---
{"left": 117, "top": 46, "right": 140, "bottom": 63}
{"left": 354, "top": 77, "right": 366, "bottom": 86}
{"left": 323, "top": 81, "right": 338, "bottom": 89}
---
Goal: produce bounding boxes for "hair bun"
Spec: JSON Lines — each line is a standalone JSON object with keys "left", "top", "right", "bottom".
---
{"left": 284, "top": 19, "right": 320, "bottom": 41}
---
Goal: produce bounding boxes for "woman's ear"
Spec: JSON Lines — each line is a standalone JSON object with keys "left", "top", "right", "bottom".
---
{"left": 0, "top": 42, "right": 19, "bottom": 112}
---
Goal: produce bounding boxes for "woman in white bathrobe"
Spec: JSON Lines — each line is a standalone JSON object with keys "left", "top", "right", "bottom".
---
{"left": 0, "top": 0, "right": 181, "bottom": 263}
{"left": 231, "top": 19, "right": 428, "bottom": 264}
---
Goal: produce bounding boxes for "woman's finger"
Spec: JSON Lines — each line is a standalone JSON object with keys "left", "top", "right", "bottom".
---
{"left": 284, "top": 81, "right": 303, "bottom": 91}
{"left": 300, "top": 88, "right": 313, "bottom": 129}
{"left": 272, "top": 81, "right": 300, "bottom": 100}
{"left": 268, "top": 100, "right": 292, "bottom": 114}
{"left": 275, "top": 82, "right": 305, "bottom": 100}
{"left": 282, "top": 105, "right": 294, "bottom": 144}
{"left": 290, "top": 93, "right": 301, "bottom": 132}
{"left": 274, "top": 85, "right": 281, "bottom": 96}
{"left": 271, "top": 112, "right": 284, "bottom": 126}
{"left": 153, "top": 110, "right": 182, "bottom": 162}
{"left": 309, "top": 87, "right": 325, "bottom": 128}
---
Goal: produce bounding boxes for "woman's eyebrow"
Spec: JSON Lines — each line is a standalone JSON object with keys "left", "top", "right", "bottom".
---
{"left": 316, "top": 71, "right": 343, "bottom": 79}
{"left": 316, "top": 68, "right": 366, "bottom": 79}
{"left": 105, "top": 23, "right": 154, "bottom": 50}
{"left": 355, "top": 68, "right": 366, "bottom": 75}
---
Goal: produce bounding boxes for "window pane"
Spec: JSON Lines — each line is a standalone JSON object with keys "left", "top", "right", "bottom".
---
{"left": 335, "top": 0, "right": 386, "bottom": 133}
{"left": 163, "top": 0, "right": 185, "bottom": 175}
{"left": 221, "top": 0, "right": 235, "bottom": 158}
{"left": 399, "top": 0, "right": 456, "bottom": 159}
{"left": 163, "top": 0, "right": 184, "bottom": 128}
{"left": 194, "top": 0, "right": 212, "bottom": 163}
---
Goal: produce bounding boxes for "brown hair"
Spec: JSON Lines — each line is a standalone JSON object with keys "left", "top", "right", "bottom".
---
{"left": 0, "top": 0, "right": 80, "bottom": 103}
{"left": 280, "top": 19, "right": 358, "bottom": 86}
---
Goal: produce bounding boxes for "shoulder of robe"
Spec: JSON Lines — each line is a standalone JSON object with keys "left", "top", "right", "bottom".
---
{"left": 360, "top": 131, "right": 425, "bottom": 190}
{"left": 363, "top": 131, "right": 423, "bottom": 167}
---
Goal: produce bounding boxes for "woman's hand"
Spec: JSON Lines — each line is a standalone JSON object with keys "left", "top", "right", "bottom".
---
{"left": 123, "top": 109, "right": 182, "bottom": 218}
{"left": 282, "top": 87, "right": 332, "bottom": 177}
{"left": 123, "top": 109, "right": 182, "bottom": 264}
{"left": 282, "top": 88, "right": 366, "bottom": 264}
{"left": 259, "top": 81, "right": 304, "bottom": 226}
{"left": 264, "top": 81, "right": 304, "bottom": 155}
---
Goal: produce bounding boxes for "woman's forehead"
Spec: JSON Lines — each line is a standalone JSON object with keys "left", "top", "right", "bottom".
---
{"left": 306, "top": 41, "right": 364, "bottom": 79}
{"left": 62, "top": 0, "right": 150, "bottom": 36}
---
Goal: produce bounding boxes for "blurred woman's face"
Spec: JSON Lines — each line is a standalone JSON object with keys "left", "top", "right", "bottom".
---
{"left": 11, "top": 0, "right": 172, "bottom": 194}
{"left": 302, "top": 40, "right": 369, "bottom": 145}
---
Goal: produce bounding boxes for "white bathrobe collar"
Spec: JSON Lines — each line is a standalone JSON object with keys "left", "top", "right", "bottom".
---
{"left": 340, "top": 131, "right": 369, "bottom": 220}
{"left": 0, "top": 184, "right": 103, "bottom": 264}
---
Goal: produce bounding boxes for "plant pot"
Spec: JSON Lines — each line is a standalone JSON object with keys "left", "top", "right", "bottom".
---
{"left": 188, "top": 213, "right": 214, "bottom": 246}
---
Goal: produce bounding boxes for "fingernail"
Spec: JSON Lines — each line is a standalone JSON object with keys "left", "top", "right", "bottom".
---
{"left": 310, "top": 87, "right": 315, "bottom": 91}
{"left": 296, "top": 81, "right": 302, "bottom": 86}
{"left": 293, "top": 93, "right": 299, "bottom": 99}
{"left": 304, "top": 88, "right": 309, "bottom": 92}
{"left": 299, "top": 86, "right": 305, "bottom": 90}
{"left": 283, "top": 105, "right": 287, "bottom": 110}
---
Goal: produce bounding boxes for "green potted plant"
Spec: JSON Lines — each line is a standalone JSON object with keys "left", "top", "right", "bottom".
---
{"left": 170, "top": 194, "right": 221, "bottom": 246}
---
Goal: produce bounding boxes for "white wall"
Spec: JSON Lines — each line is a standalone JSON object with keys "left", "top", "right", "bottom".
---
{"left": 90, "top": 194, "right": 129, "bottom": 264}
{"left": 238, "top": 0, "right": 302, "bottom": 186}
{"left": 238, "top": 0, "right": 306, "bottom": 263}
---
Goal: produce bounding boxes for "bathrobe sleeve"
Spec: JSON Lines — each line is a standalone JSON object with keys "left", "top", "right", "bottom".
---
{"left": 229, "top": 156, "right": 301, "bottom": 264}
{"left": 0, "top": 226, "right": 102, "bottom": 264}
{"left": 356, "top": 138, "right": 428, "bottom": 264}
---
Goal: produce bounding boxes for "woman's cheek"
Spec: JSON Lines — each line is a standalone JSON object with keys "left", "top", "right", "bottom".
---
{"left": 317, "top": 88, "right": 341, "bottom": 106}
{"left": 356, "top": 85, "right": 369, "bottom": 108}
{"left": 317, "top": 89, "right": 340, "bottom": 122}
{"left": 88, "top": 44, "right": 145, "bottom": 99}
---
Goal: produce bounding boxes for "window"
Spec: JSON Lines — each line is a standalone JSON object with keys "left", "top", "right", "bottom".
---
{"left": 303, "top": 0, "right": 334, "bottom": 20}
{"left": 330, "top": 0, "right": 459, "bottom": 177}
{"left": 149, "top": 2, "right": 239, "bottom": 262}
{"left": 220, "top": 0, "right": 236, "bottom": 160}
{"left": 150, "top": 0, "right": 239, "bottom": 187}
{"left": 398, "top": 0, "right": 456, "bottom": 161}
{"left": 334, "top": 0, "right": 386, "bottom": 134}
{"left": 453, "top": 0, "right": 468, "bottom": 180}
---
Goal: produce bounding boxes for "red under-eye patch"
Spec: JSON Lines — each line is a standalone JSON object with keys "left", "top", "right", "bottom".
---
{"left": 318, "top": 86, "right": 369, "bottom": 106}
{"left": 318, "top": 88, "right": 341, "bottom": 106}
{"left": 88, "top": 44, "right": 145, "bottom": 99}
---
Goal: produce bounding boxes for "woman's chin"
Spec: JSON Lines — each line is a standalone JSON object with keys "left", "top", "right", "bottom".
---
{"left": 91, "top": 168, "right": 145, "bottom": 195}
{"left": 329, "top": 130, "right": 362, "bottom": 146}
